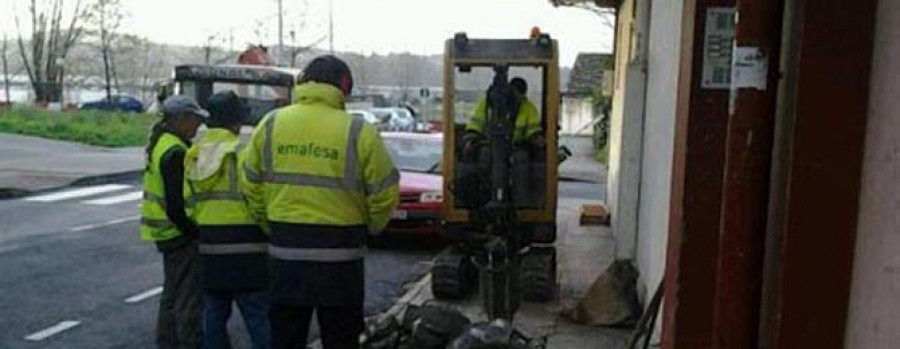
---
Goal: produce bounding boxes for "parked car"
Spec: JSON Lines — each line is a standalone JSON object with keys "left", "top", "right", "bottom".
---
{"left": 373, "top": 107, "right": 415, "bottom": 131}
{"left": 79, "top": 95, "right": 144, "bottom": 113}
{"left": 382, "top": 132, "right": 444, "bottom": 237}
{"left": 348, "top": 109, "right": 380, "bottom": 125}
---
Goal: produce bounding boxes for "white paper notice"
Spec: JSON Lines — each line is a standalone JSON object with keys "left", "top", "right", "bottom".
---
{"left": 731, "top": 47, "right": 768, "bottom": 90}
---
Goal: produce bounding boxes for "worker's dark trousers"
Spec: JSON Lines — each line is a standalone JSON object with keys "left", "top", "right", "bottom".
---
{"left": 270, "top": 304, "right": 364, "bottom": 349}
{"left": 156, "top": 242, "right": 203, "bottom": 349}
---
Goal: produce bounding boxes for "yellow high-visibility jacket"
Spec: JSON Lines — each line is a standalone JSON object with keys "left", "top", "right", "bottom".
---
{"left": 140, "top": 133, "right": 192, "bottom": 242}
{"left": 466, "top": 97, "right": 541, "bottom": 144}
{"left": 185, "top": 128, "right": 255, "bottom": 227}
{"left": 185, "top": 127, "right": 268, "bottom": 290}
{"left": 240, "top": 82, "right": 400, "bottom": 237}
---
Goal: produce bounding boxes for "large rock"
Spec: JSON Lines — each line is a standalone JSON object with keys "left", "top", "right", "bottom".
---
{"left": 562, "top": 259, "right": 642, "bottom": 326}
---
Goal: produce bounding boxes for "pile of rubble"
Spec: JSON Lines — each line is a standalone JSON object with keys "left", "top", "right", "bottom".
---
{"left": 361, "top": 303, "right": 547, "bottom": 349}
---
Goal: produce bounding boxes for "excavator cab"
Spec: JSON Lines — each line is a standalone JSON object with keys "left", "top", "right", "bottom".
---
{"left": 432, "top": 31, "right": 561, "bottom": 320}
{"left": 171, "top": 64, "right": 301, "bottom": 125}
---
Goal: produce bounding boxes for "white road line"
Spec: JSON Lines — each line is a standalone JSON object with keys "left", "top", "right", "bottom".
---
{"left": 24, "top": 320, "right": 81, "bottom": 341}
{"left": 83, "top": 190, "right": 143, "bottom": 205}
{"left": 125, "top": 286, "right": 163, "bottom": 303}
{"left": 70, "top": 216, "right": 141, "bottom": 232}
{"left": 24, "top": 184, "right": 131, "bottom": 202}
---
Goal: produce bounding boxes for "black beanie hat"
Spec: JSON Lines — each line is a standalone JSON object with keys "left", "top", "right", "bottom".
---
{"left": 299, "top": 55, "right": 354, "bottom": 96}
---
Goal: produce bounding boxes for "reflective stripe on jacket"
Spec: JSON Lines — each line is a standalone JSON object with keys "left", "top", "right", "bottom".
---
{"left": 267, "top": 222, "right": 366, "bottom": 306}
{"left": 186, "top": 128, "right": 256, "bottom": 227}
{"left": 240, "top": 82, "right": 400, "bottom": 262}
{"left": 140, "top": 132, "right": 190, "bottom": 241}
{"left": 185, "top": 128, "right": 269, "bottom": 290}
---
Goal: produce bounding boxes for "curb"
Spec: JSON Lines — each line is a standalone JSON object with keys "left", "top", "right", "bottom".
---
{"left": 0, "top": 188, "right": 29, "bottom": 199}
{"left": 0, "top": 169, "right": 143, "bottom": 200}
{"left": 70, "top": 169, "right": 144, "bottom": 186}
{"left": 386, "top": 273, "right": 433, "bottom": 318}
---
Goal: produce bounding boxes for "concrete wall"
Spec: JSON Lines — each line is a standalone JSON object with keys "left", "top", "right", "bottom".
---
{"left": 607, "top": 0, "right": 650, "bottom": 260}
{"left": 606, "top": 0, "right": 633, "bottom": 243}
{"left": 845, "top": 1, "right": 900, "bottom": 347}
{"left": 635, "top": 0, "right": 682, "bottom": 305}
{"left": 606, "top": 0, "right": 680, "bottom": 292}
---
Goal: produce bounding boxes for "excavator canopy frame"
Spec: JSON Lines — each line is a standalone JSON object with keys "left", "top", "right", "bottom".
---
{"left": 441, "top": 34, "right": 561, "bottom": 226}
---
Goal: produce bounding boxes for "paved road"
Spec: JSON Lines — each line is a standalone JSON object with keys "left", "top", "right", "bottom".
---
{"left": 0, "top": 177, "right": 439, "bottom": 348}
{"left": 0, "top": 131, "right": 605, "bottom": 348}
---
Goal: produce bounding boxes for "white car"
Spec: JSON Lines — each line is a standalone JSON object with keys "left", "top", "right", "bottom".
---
{"left": 348, "top": 109, "right": 379, "bottom": 125}
{"left": 373, "top": 108, "right": 415, "bottom": 132}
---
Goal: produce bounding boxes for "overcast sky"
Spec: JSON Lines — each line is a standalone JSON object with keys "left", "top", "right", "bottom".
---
{"left": 0, "top": 0, "right": 613, "bottom": 66}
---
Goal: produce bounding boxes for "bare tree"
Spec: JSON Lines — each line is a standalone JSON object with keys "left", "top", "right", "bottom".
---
{"left": 203, "top": 32, "right": 236, "bottom": 65}
{"left": 15, "top": 0, "right": 89, "bottom": 103}
{"left": 113, "top": 34, "right": 162, "bottom": 99}
{"left": 287, "top": 30, "right": 324, "bottom": 68}
{"left": 89, "top": 0, "right": 123, "bottom": 101}
{"left": 272, "top": 0, "right": 324, "bottom": 67}
{"left": 2, "top": 35, "right": 10, "bottom": 104}
{"left": 572, "top": 4, "right": 616, "bottom": 30}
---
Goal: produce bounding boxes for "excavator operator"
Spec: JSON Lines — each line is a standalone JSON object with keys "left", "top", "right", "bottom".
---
{"left": 462, "top": 77, "right": 544, "bottom": 162}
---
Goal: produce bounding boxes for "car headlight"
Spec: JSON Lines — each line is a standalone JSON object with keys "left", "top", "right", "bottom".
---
{"left": 420, "top": 192, "right": 443, "bottom": 203}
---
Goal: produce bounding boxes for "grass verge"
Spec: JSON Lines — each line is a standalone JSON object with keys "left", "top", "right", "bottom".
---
{"left": 0, "top": 108, "right": 155, "bottom": 147}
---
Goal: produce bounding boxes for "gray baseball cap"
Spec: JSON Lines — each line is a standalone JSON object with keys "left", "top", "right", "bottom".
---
{"left": 161, "top": 95, "right": 209, "bottom": 119}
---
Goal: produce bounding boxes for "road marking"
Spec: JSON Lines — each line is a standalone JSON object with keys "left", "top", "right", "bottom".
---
{"left": 83, "top": 191, "right": 142, "bottom": 205}
{"left": 24, "top": 320, "right": 81, "bottom": 341}
{"left": 70, "top": 216, "right": 141, "bottom": 232}
{"left": 125, "top": 286, "right": 163, "bottom": 303}
{"left": 24, "top": 184, "right": 131, "bottom": 202}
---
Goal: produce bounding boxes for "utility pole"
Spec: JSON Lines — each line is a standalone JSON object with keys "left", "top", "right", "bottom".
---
{"left": 2, "top": 35, "right": 10, "bottom": 105}
{"left": 278, "top": 0, "right": 284, "bottom": 62}
{"left": 229, "top": 28, "right": 235, "bottom": 53}
{"left": 329, "top": 0, "right": 334, "bottom": 54}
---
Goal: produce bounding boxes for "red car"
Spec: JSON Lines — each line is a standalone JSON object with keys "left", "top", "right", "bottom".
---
{"left": 382, "top": 132, "right": 444, "bottom": 236}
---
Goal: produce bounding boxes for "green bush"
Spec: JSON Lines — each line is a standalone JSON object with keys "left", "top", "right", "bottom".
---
{"left": 0, "top": 108, "right": 156, "bottom": 147}
{"left": 596, "top": 142, "right": 609, "bottom": 165}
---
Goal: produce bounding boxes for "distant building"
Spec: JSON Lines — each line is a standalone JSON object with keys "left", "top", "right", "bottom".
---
{"left": 560, "top": 52, "right": 612, "bottom": 135}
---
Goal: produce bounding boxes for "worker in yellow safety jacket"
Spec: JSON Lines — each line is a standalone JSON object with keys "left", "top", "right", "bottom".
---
{"left": 185, "top": 91, "right": 270, "bottom": 348}
{"left": 241, "top": 55, "right": 400, "bottom": 349}
{"left": 463, "top": 76, "right": 543, "bottom": 159}
{"left": 141, "top": 95, "right": 206, "bottom": 349}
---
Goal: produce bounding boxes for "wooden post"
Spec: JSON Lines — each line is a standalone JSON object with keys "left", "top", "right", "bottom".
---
{"left": 662, "top": 0, "right": 735, "bottom": 347}
{"left": 711, "top": 0, "right": 784, "bottom": 347}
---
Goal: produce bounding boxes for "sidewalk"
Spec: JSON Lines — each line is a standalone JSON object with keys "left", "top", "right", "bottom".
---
{"left": 394, "top": 198, "right": 630, "bottom": 349}
{"left": 559, "top": 135, "right": 607, "bottom": 183}
{"left": 0, "top": 133, "right": 143, "bottom": 198}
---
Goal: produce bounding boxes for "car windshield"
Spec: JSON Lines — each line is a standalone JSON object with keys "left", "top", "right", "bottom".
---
{"left": 383, "top": 136, "right": 442, "bottom": 173}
